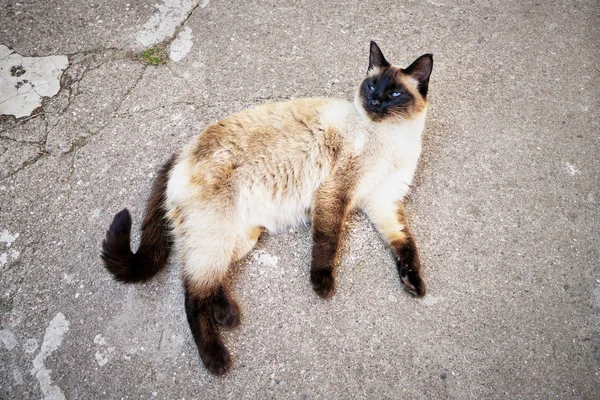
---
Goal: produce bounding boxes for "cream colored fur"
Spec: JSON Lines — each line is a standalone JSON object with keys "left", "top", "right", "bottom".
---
{"left": 165, "top": 92, "right": 427, "bottom": 293}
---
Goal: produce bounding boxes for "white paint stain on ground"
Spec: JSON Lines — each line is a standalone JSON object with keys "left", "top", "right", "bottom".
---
{"left": 0, "top": 329, "right": 17, "bottom": 350}
{"left": 135, "top": 0, "right": 201, "bottom": 47}
{"left": 169, "top": 26, "right": 193, "bottom": 61}
{"left": 24, "top": 338, "right": 39, "bottom": 354}
{"left": 13, "top": 368, "right": 24, "bottom": 385}
{"left": 0, "top": 249, "right": 20, "bottom": 268}
{"left": 95, "top": 351, "right": 110, "bottom": 367}
{"left": 93, "top": 334, "right": 106, "bottom": 346}
{"left": 1, "top": 230, "right": 21, "bottom": 269}
{"left": 420, "top": 296, "right": 441, "bottom": 307}
{"left": 566, "top": 162, "right": 580, "bottom": 176}
{"left": 0, "top": 45, "right": 68, "bottom": 118}
{"left": 253, "top": 252, "right": 279, "bottom": 268}
{"left": 93, "top": 333, "right": 115, "bottom": 367}
{"left": 0, "top": 230, "right": 19, "bottom": 247}
{"left": 31, "top": 313, "right": 70, "bottom": 400}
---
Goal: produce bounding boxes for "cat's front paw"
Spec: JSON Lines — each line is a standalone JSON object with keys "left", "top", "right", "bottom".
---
{"left": 200, "top": 340, "right": 231, "bottom": 376}
{"left": 310, "top": 268, "right": 335, "bottom": 299}
{"left": 399, "top": 268, "right": 426, "bottom": 297}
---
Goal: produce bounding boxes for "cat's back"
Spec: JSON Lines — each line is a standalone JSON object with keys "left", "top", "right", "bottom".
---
{"left": 205, "top": 97, "right": 353, "bottom": 146}
{"left": 167, "top": 98, "right": 357, "bottom": 221}
{"left": 178, "top": 97, "right": 356, "bottom": 169}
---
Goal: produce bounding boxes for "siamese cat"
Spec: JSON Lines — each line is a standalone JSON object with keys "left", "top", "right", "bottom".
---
{"left": 101, "top": 42, "right": 433, "bottom": 375}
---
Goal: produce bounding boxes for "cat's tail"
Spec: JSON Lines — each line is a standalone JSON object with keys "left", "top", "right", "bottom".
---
{"left": 101, "top": 156, "right": 176, "bottom": 283}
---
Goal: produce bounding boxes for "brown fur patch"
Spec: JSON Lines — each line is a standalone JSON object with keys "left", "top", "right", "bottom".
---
{"left": 138, "top": 155, "right": 177, "bottom": 268}
{"left": 182, "top": 269, "right": 226, "bottom": 299}
{"left": 183, "top": 99, "right": 339, "bottom": 208}
{"left": 167, "top": 206, "right": 184, "bottom": 227}
{"left": 310, "top": 159, "right": 358, "bottom": 298}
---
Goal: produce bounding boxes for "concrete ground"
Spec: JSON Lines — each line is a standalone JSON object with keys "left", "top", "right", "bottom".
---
{"left": 1, "top": 0, "right": 598, "bottom": 398}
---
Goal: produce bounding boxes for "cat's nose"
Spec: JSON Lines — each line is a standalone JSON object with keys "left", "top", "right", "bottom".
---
{"left": 369, "top": 99, "right": 380, "bottom": 107}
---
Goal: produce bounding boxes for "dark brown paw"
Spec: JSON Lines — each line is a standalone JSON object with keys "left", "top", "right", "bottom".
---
{"left": 310, "top": 269, "right": 335, "bottom": 299}
{"left": 213, "top": 300, "right": 241, "bottom": 329}
{"left": 399, "top": 269, "right": 426, "bottom": 297}
{"left": 201, "top": 341, "right": 231, "bottom": 376}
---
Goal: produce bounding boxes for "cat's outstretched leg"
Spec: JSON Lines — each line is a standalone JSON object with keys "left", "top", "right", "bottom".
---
{"left": 177, "top": 214, "right": 240, "bottom": 375}
{"left": 212, "top": 226, "right": 264, "bottom": 327}
{"left": 212, "top": 283, "right": 241, "bottom": 328}
{"left": 184, "top": 279, "right": 231, "bottom": 375}
{"left": 363, "top": 200, "right": 426, "bottom": 297}
{"left": 310, "top": 179, "right": 352, "bottom": 298}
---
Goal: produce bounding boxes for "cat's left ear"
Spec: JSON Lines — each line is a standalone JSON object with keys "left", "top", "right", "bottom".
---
{"left": 404, "top": 54, "right": 434, "bottom": 97}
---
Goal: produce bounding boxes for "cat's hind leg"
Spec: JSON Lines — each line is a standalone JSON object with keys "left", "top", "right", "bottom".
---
{"left": 211, "top": 226, "right": 264, "bottom": 328}
{"left": 177, "top": 213, "right": 240, "bottom": 375}
{"left": 212, "top": 283, "right": 241, "bottom": 329}
{"left": 232, "top": 226, "right": 265, "bottom": 262}
{"left": 184, "top": 278, "right": 231, "bottom": 375}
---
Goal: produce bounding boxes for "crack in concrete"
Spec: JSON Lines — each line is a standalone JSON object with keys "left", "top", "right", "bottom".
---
{"left": 0, "top": 60, "right": 148, "bottom": 181}
{"left": 112, "top": 65, "right": 149, "bottom": 116}
{"left": 57, "top": 153, "right": 77, "bottom": 222}
{"left": 161, "top": 1, "right": 205, "bottom": 63}
{"left": 136, "top": 0, "right": 202, "bottom": 49}
{"left": 115, "top": 100, "right": 197, "bottom": 117}
{"left": 175, "top": 1, "right": 202, "bottom": 40}
{"left": 53, "top": 49, "right": 134, "bottom": 124}
{"left": 43, "top": 64, "right": 148, "bottom": 159}
{"left": 165, "top": 64, "right": 204, "bottom": 102}
{"left": 0, "top": 114, "right": 45, "bottom": 135}
{"left": 0, "top": 148, "right": 48, "bottom": 182}
{"left": 0, "top": 134, "right": 44, "bottom": 146}
{"left": 0, "top": 24, "right": 198, "bottom": 132}
{"left": 0, "top": 16, "right": 204, "bottom": 180}
{"left": 55, "top": 119, "right": 96, "bottom": 156}
{"left": 0, "top": 48, "right": 127, "bottom": 135}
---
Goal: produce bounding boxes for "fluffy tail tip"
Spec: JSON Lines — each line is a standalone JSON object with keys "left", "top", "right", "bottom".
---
{"left": 109, "top": 209, "right": 132, "bottom": 236}
{"left": 101, "top": 208, "right": 136, "bottom": 282}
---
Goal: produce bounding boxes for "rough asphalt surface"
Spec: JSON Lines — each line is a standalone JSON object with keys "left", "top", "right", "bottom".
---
{"left": 1, "top": 0, "right": 599, "bottom": 399}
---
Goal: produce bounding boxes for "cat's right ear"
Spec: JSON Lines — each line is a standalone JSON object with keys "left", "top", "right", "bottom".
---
{"left": 368, "top": 41, "right": 390, "bottom": 73}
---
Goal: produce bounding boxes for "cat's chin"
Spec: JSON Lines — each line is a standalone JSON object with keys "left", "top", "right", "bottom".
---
{"left": 353, "top": 95, "right": 402, "bottom": 125}
{"left": 365, "top": 109, "right": 399, "bottom": 124}
{"left": 355, "top": 104, "right": 401, "bottom": 125}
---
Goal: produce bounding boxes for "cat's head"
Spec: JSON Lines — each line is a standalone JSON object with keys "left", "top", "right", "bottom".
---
{"left": 356, "top": 41, "right": 433, "bottom": 123}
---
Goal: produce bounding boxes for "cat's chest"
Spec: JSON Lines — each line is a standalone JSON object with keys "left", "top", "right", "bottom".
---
{"left": 353, "top": 135, "right": 421, "bottom": 202}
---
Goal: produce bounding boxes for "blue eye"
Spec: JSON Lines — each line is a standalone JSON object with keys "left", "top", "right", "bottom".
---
{"left": 368, "top": 85, "right": 375, "bottom": 91}
{"left": 391, "top": 92, "right": 401, "bottom": 97}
